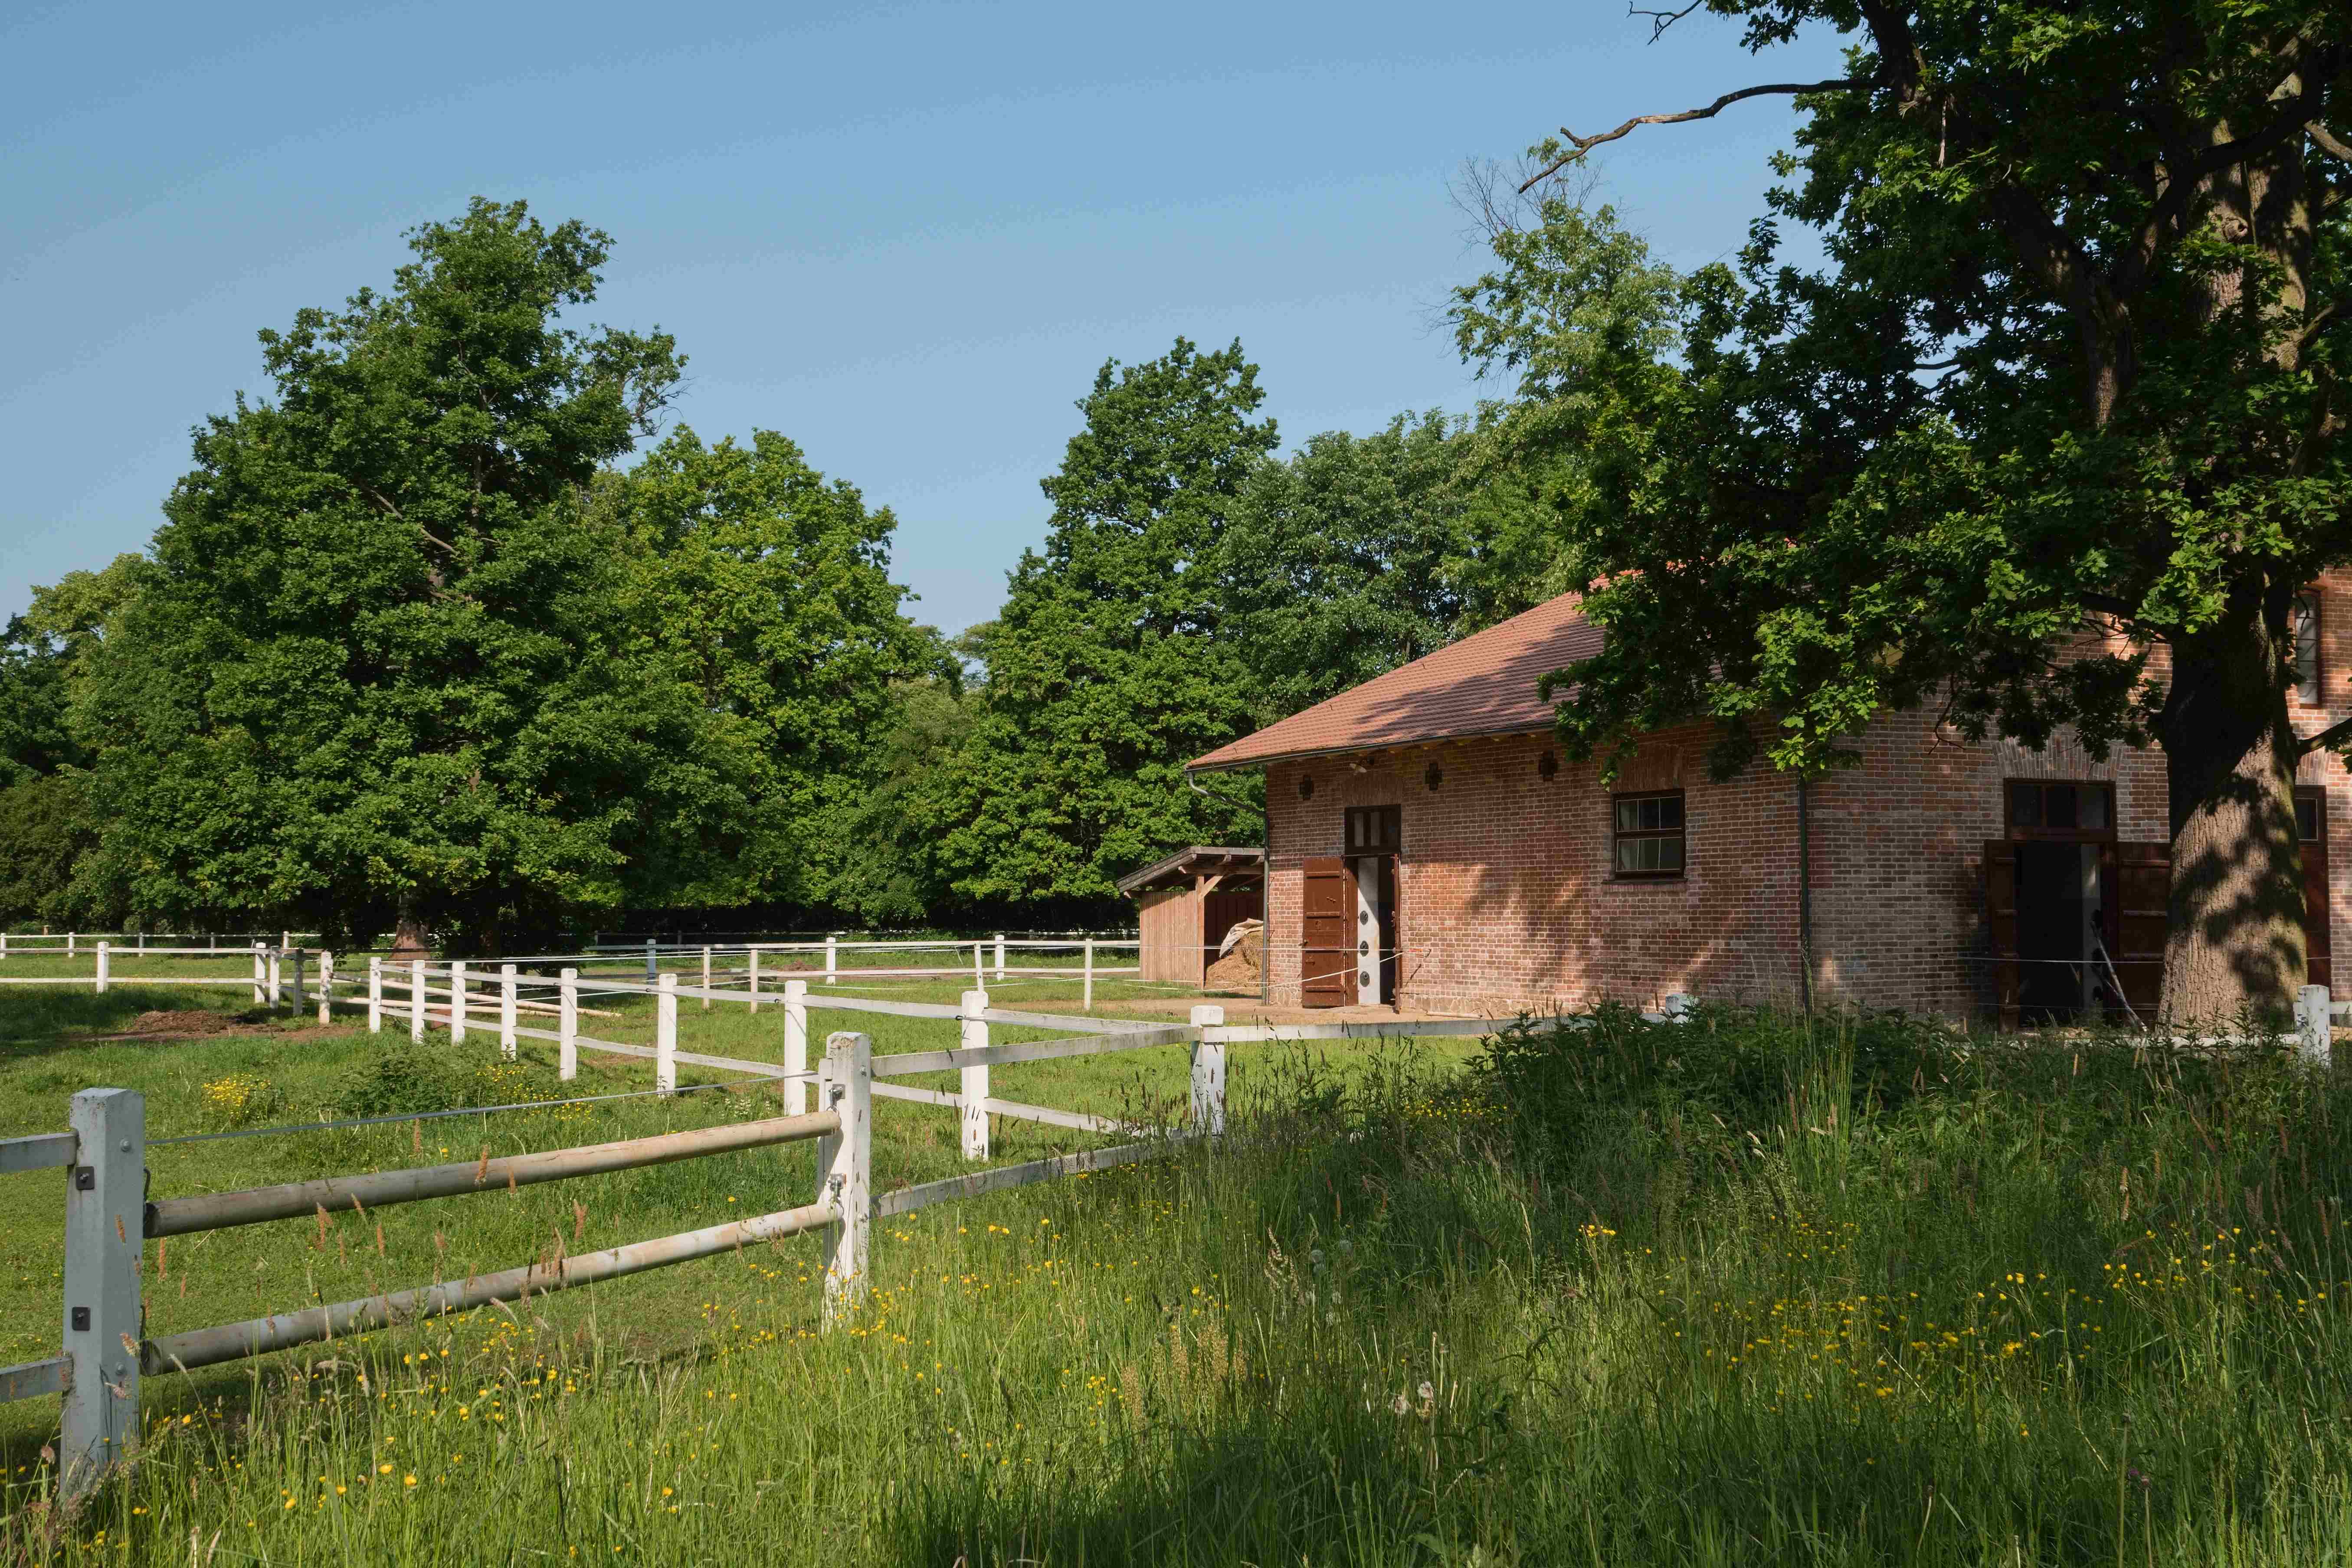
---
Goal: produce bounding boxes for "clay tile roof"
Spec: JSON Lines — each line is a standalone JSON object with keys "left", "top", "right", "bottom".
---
{"left": 1189, "top": 590, "right": 1598, "bottom": 772}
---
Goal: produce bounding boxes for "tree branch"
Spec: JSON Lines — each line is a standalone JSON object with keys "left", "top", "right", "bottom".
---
{"left": 1519, "top": 79, "right": 1870, "bottom": 190}
{"left": 1630, "top": 1, "right": 1702, "bottom": 44}
{"left": 2298, "top": 713, "right": 2352, "bottom": 759}
{"left": 2311, "top": 121, "right": 2352, "bottom": 162}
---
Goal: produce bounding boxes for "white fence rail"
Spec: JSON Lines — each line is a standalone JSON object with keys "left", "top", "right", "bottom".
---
{"left": 3, "top": 928, "right": 1678, "bottom": 1504}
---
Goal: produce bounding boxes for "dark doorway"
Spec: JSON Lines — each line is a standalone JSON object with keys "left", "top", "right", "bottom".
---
{"left": 2015, "top": 841, "right": 2098, "bottom": 1022}
{"left": 1344, "top": 806, "right": 1402, "bottom": 1008}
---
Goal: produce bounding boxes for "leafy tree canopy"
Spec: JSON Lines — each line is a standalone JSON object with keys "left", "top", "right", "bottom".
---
{"left": 1464, "top": 1, "right": 2352, "bottom": 1018}
{"left": 79, "top": 198, "right": 735, "bottom": 949}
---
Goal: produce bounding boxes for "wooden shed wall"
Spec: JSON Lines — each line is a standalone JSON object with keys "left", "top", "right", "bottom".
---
{"left": 1137, "top": 885, "right": 1205, "bottom": 985}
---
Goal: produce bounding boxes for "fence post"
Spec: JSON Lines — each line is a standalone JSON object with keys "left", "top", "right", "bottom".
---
{"left": 250, "top": 944, "right": 265, "bottom": 1005}
{"left": 500, "top": 964, "right": 519, "bottom": 1061}
{"left": 817, "top": 1031, "right": 871, "bottom": 1328}
{"left": 1189, "top": 1004, "right": 1227, "bottom": 1136}
{"left": 1082, "top": 938, "right": 1095, "bottom": 1011}
{"left": 994, "top": 933, "right": 1006, "bottom": 981}
{"left": 698, "top": 945, "right": 712, "bottom": 1011}
{"left": 267, "top": 947, "right": 282, "bottom": 1007}
{"left": 60, "top": 1087, "right": 142, "bottom": 1501}
{"left": 783, "top": 979, "right": 809, "bottom": 1116}
{"left": 367, "top": 958, "right": 383, "bottom": 1033}
{"left": 94, "top": 941, "right": 108, "bottom": 996}
{"left": 644, "top": 939, "right": 658, "bottom": 986}
{"left": 67, "top": 932, "right": 75, "bottom": 957}
{"left": 449, "top": 960, "right": 469, "bottom": 1044}
{"left": 558, "top": 968, "right": 580, "bottom": 1081}
{"left": 289, "top": 948, "right": 305, "bottom": 1015}
{"left": 1, "top": 931, "right": 8, "bottom": 961}
{"left": 2297, "top": 983, "right": 2332, "bottom": 1066}
{"left": 824, "top": 935, "right": 837, "bottom": 985}
{"left": 656, "top": 974, "right": 678, "bottom": 1096}
{"left": 960, "top": 988, "right": 990, "bottom": 1161}
{"left": 409, "top": 959, "right": 427, "bottom": 1043}
{"left": 748, "top": 947, "right": 762, "bottom": 1014}
{"left": 317, "top": 952, "right": 334, "bottom": 1026}
{"left": 281, "top": 929, "right": 291, "bottom": 953}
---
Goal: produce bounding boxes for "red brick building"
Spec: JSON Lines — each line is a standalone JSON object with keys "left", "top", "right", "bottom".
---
{"left": 1187, "top": 588, "right": 2348, "bottom": 1020}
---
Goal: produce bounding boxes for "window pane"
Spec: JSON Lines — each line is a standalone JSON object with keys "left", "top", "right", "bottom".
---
{"left": 2299, "top": 797, "right": 2320, "bottom": 843}
{"left": 1615, "top": 799, "right": 1639, "bottom": 833}
{"left": 2297, "top": 596, "right": 2321, "bottom": 701}
{"left": 2010, "top": 782, "right": 2041, "bottom": 828}
{"left": 1658, "top": 837, "right": 1684, "bottom": 871}
{"left": 1658, "top": 795, "right": 1685, "bottom": 830}
{"left": 2080, "top": 786, "right": 2110, "bottom": 830}
{"left": 2047, "top": 785, "right": 2078, "bottom": 829}
{"left": 1615, "top": 838, "right": 1644, "bottom": 873}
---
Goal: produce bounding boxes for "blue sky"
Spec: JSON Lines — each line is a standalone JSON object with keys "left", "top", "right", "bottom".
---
{"left": 0, "top": 0, "right": 1844, "bottom": 635}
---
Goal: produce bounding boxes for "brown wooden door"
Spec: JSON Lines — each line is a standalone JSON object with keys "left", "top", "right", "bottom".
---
{"left": 1985, "top": 841, "right": 2020, "bottom": 1028}
{"left": 2106, "top": 842, "right": 2170, "bottom": 1020}
{"left": 2300, "top": 788, "right": 2332, "bottom": 990}
{"left": 1301, "top": 857, "right": 1358, "bottom": 1008}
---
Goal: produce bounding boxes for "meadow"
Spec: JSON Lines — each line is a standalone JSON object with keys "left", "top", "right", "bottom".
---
{"left": 2, "top": 975, "right": 2350, "bottom": 1565}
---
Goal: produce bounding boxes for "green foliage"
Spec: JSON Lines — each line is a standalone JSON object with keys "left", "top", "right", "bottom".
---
{"left": 328, "top": 1043, "right": 468, "bottom": 1120}
{"left": 73, "top": 200, "right": 744, "bottom": 949}
{"left": 597, "top": 427, "right": 943, "bottom": 908}
{"left": 928, "top": 340, "right": 1275, "bottom": 907}
{"left": 1219, "top": 411, "right": 1474, "bottom": 722}
{"left": 0, "top": 772, "right": 97, "bottom": 928}
{"left": 1461, "top": 7, "right": 2352, "bottom": 1011}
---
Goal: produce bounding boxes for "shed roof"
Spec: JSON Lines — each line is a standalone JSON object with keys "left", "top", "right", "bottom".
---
{"left": 1114, "top": 845, "right": 1265, "bottom": 897}
{"left": 1188, "top": 591, "right": 1598, "bottom": 773}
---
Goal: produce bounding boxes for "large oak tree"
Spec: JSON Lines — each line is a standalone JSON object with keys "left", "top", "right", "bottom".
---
{"left": 1481, "top": 1, "right": 2352, "bottom": 1022}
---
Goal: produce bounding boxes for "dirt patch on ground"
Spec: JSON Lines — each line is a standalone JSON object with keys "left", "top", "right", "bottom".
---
{"left": 88, "top": 1009, "right": 274, "bottom": 1042}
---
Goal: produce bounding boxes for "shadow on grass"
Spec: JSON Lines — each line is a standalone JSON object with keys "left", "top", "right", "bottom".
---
{"left": 0, "top": 986, "right": 278, "bottom": 1063}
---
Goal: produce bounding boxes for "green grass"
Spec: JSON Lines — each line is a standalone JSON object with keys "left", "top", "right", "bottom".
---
{"left": 6, "top": 997, "right": 2350, "bottom": 1564}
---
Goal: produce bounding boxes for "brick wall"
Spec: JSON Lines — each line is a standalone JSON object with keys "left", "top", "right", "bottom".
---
{"left": 1258, "top": 578, "right": 2352, "bottom": 1016}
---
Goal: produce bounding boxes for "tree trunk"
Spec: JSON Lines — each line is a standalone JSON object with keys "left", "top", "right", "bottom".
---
{"left": 2156, "top": 615, "right": 2307, "bottom": 1026}
{"left": 389, "top": 894, "right": 431, "bottom": 959}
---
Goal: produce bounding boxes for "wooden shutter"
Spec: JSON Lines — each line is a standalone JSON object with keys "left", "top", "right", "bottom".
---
{"left": 1301, "top": 857, "right": 1358, "bottom": 1008}
{"left": 1984, "top": 841, "right": 2020, "bottom": 1029}
{"left": 2107, "top": 842, "right": 2170, "bottom": 1019}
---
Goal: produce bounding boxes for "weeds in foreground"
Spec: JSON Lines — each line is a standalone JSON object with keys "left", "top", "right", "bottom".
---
{"left": 8, "top": 1008, "right": 2352, "bottom": 1565}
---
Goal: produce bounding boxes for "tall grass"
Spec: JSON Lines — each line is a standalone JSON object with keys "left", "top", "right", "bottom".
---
{"left": 7, "top": 1006, "right": 2352, "bottom": 1564}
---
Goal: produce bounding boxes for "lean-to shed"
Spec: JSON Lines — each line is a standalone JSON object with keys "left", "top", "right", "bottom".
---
{"left": 1117, "top": 847, "right": 1265, "bottom": 985}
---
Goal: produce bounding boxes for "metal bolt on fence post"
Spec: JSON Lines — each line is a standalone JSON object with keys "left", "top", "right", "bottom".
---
{"left": 409, "top": 960, "right": 427, "bottom": 1043}
{"left": 1189, "top": 1004, "right": 1227, "bottom": 1136}
{"left": 59, "top": 1087, "right": 142, "bottom": 1502}
{"left": 317, "top": 952, "right": 333, "bottom": 1026}
{"left": 94, "top": 941, "right": 108, "bottom": 996}
{"left": 449, "top": 960, "right": 469, "bottom": 1044}
{"left": 367, "top": 958, "right": 383, "bottom": 1033}
{"left": 558, "top": 969, "right": 579, "bottom": 1081}
{"left": 817, "top": 1031, "right": 871, "bottom": 1329}
{"left": 500, "top": 965, "right": 518, "bottom": 1060}
{"left": 960, "top": 989, "right": 990, "bottom": 1161}
{"left": 783, "top": 979, "right": 809, "bottom": 1117}
{"left": 656, "top": 974, "right": 678, "bottom": 1097}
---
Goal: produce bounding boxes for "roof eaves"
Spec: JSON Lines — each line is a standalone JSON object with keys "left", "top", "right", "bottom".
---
{"left": 1186, "top": 721, "right": 1558, "bottom": 775}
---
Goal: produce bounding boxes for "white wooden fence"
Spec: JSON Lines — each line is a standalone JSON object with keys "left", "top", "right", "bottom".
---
{"left": 0, "top": 934, "right": 1698, "bottom": 1503}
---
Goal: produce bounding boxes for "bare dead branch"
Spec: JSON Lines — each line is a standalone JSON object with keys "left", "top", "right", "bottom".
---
{"left": 1630, "top": 0, "right": 1702, "bottom": 44}
{"left": 1519, "top": 79, "right": 1870, "bottom": 191}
